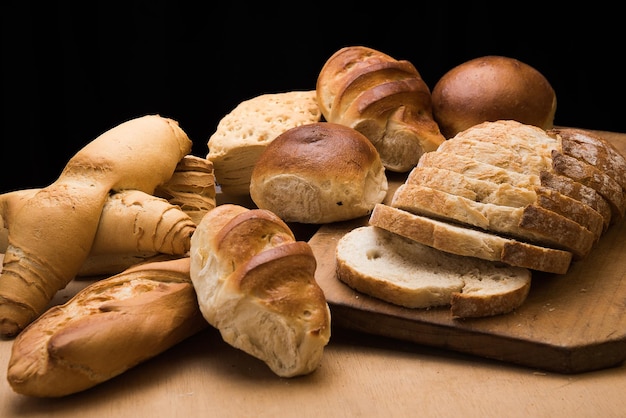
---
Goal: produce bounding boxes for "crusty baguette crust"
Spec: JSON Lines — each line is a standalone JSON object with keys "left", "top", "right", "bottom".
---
{"left": 369, "top": 204, "right": 573, "bottom": 274}
{"left": 336, "top": 225, "right": 531, "bottom": 318}
{"left": 7, "top": 257, "right": 207, "bottom": 397}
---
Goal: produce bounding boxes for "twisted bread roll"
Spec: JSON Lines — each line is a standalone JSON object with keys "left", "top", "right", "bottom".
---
{"left": 316, "top": 46, "right": 445, "bottom": 172}
{"left": 189, "top": 204, "right": 331, "bottom": 377}
{"left": 7, "top": 257, "right": 207, "bottom": 397}
{"left": 0, "top": 115, "right": 192, "bottom": 338}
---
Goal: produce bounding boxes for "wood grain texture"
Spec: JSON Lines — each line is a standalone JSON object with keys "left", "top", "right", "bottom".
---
{"left": 309, "top": 129, "right": 626, "bottom": 374}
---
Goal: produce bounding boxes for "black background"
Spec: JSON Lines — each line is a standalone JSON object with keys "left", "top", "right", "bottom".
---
{"left": 2, "top": 1, "right": 624, "bottom": 193}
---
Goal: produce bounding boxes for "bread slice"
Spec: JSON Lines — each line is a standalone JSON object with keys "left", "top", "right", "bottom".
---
{"left": 207, "top": 90, "right": 322, "bottom": 196}
{"left": 392, "top": 184, "right": 595, "bottom": 258}
{"left": 418, "top": 150, "right": 613, "bottom": 228}
{"left": 406, "top": 165, "right": 605, "bottom": 239}
{"left": 336, "top": 225, "right": 532, "bottom": 318}
{"left": 369, "top": 204, "right": 573, "bottom": 274}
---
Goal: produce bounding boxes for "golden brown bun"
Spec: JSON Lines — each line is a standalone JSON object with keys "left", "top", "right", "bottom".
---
{"left": 431, "top": 56, "right": 556, "bottom": 138}
{"left": 250, "top": 122, "right": 388, "bottom": 224}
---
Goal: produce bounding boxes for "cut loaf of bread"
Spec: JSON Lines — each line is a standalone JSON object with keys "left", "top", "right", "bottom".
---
{"left": 369, "top": 203, "right": 573, "bottom": 275}
{"left": 336, "top": 225, "right": 532, "bottom": 318}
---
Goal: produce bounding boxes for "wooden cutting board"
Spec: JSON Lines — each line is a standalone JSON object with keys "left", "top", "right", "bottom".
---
{"left": 308, "top": 130, "right": 626, "bottom": 374}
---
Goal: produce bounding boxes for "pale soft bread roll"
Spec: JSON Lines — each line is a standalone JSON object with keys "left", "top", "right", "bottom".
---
{"left": 336, "top": 226, "right": 531, "bottom": 318}
{"left": 392, "top": 184, "right": 595, "bottom": 258}
{"left": 0, "top": 115, "right": 192, "bottom": 338}
{"left": 431, "top": 55, "right": 556, "bottom": 138}
{"left": 316, "top": 45, "right": 445, "bottom": 172}
{"left": 369, "top": 204, "right": 573, "bottom": 274}
{"left": 250, "top": 122, "right": 388, "bottom": 224}
{"left": 207, "top": 90, "right": 322, "bottom": 196}
{"left": 7, "top": 257, "right": 208, "bottom": 397}
{"left": 189, "top": 204, "right": 331, "bottom": 378}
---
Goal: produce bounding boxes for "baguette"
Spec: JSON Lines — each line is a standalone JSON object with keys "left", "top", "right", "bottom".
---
{"left": 189, "top": 204, "right": 331, "bottom": 377}
{"left": 336, "top": 225, "right": 531, "bottom": 318}
{"left": 0, "top": 115, "right": 192, "bottom": 338}
{"left": 6, "top": 257, "right": 208, "bottom": 397}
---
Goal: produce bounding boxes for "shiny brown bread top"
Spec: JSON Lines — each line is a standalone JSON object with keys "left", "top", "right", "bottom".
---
{"left": 431, "top": 55, "right": 556, "bottom": 139}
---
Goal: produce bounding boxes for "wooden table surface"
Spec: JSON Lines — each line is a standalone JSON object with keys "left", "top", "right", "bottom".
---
{"left": 1, "top": 129, "right": 625, "bottom": 418}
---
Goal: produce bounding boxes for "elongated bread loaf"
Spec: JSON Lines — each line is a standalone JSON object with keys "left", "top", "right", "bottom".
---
{"left": 189, "top": 204, "right": 331, "bottom": 377}
{"left": 6, "top": 257, "right": 208, "bottom": 397}
{"left": 336, "top": 225, "right": 532, "bottom": 318}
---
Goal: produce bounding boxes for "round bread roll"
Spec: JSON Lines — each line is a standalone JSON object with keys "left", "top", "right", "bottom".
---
{"left": 250, "top": 122, "right": 388, "bottom": 224}
{"left": 431, "top": 55, "right": 557, "bottom": 139}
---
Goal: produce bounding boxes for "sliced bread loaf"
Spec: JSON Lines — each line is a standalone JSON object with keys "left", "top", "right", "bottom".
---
{"left": 335, "top": 225, "right": 532, "bottom": 318}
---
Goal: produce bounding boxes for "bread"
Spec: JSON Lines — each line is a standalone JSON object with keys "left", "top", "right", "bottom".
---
{"left": 155, "top": 154, "right": 217, "bottom": 225}
{"left": 392, "top": 183, "right": 595, "bottom": 258}
{"left": 370, "top": 120, "right": 626, "bottom": 276}
{"left": 335, "top": 225, "right": 532, "bottom": 318}
{"left": 6, "top": 257, "right": 208, "bottom": 397}
{"left": 431, "top": 55, "right": 556, "bottom": 138}
{"left": 207, "top": 90, "right": 322, "bottom": 196}
{"left": 369, "top": 204, "right": 573, "bottom": 274}
{"left": 316, "top": 46, "right": 445, "bottom": 172}
{"left": 419, "top": 149, "right": 613, "bottom": 228}
{"left": 250, "top": 122, "right": 388, "bottom": 224}
{"left": 189, "top": 204, "right": 331, "bottom": 377}
{"left": 0, "top": 115, "right": 192, "bottom": 338}
{"left": 406, "top": 166, "right": 605, "bottom": 239}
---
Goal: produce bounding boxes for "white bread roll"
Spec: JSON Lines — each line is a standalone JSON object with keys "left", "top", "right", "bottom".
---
{"left": 250, "top": 122, "right": 388, "bottom": 224}
{"left": 189, "top": 204, "right": 331, "bottom": 377}
{"left": 336, "top": 225, "right": 532, "bottom": 318}
{"left": 431, "top": 56, "right": 556, "bottom": 138}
